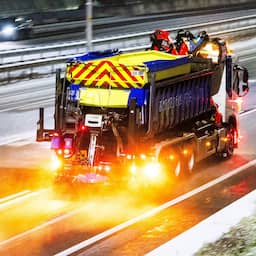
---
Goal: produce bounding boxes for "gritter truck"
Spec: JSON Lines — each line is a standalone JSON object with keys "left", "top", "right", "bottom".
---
{"left": 36, "top": 35, "right": 249, "bottom": 188}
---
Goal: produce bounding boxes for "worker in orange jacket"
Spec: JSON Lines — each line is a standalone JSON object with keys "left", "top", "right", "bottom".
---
{"left": 150, "top": 29, "right": 178, "bottom": 55}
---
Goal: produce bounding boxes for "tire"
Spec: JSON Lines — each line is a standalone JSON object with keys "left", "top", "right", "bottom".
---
{"left": 161, "top": 146, "right": 182, "bottom": 178}
{"left": 173, "top": 156, "right": 182, "bottom": 178}
{"left": 218, "top": 125, "right": 235, "bottom": 159}
{"left": 183, "top": 145, "right": 196, "bottom": 175}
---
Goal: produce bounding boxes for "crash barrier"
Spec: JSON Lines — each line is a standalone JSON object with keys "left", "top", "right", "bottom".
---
{"left": 0, "top": 16, "right": 256, "bottom": 84}
{"left": 1, "top": 14, "right": 256, "bottom": 66}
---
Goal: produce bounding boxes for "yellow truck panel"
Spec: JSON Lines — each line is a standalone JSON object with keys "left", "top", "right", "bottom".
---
{"left": 80, "top": 88, "right": 130, "bottom": 108}
{"left": 66, "top": 51, "right": 191, "bottom": 88}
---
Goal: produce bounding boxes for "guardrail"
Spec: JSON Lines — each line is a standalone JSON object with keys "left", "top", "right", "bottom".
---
{"left": 1, "top": 14, "right": 256, "bottom": 65}
{"left": 0, "top": 16, "right": 255, "bottom": 85}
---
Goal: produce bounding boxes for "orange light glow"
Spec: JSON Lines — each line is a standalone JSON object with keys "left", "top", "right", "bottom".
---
{"left": 126, "top": 154, "right": 132, "bottom": 160}
{"left": 97, "top": 165, "right": 111, "bottom": 172}
{"left": 142, "top": 163, "right": 161, "bottom": 179}
{"left": 198, "top": 42, "right": 220, "bottom": 63}
{"left": 140, "top": 154, "right": 147, "bottom": 160}
{"left": 130, "top": 164, "right": 137, "bottom": 174}
{"left": 225, "top": 41, "right": 233, "bottom": 55}
{"left": 233, "top": 97, "right": 243, "bottom": 113}
{"left": 169, "top": 154, "right": 175, "bottom": 160}
{"left": 57, "top": 149, "right": 63, "bottom": 155}
{"left": 222, "top": 137, "right": 229, "bottom": 143}
{"left": 205, "top": 141, "right": 211, "bottom": 147}
{"left": 65, "top": 141, "right": 72, "bottom": 147}
{"left": 64, "top": 149, "right": 71, "bottom": 155}
{"left": 183, "top": 149, "right": 188, "bottom": 155}
{"left": 104, "top": 165, "right": 111, "bottom": 172}
{"left": 51, "top": 154, "right": 62, "bottom": 170}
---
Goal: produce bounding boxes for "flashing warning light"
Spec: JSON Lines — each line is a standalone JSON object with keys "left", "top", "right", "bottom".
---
{"left": 127, "top": 154, "right": 135, "bottom": 160}
{"left": 104, "top": 165, "right": 111, "bottom": 172}
{"left": 64, "top": 138, "right": 73, "bottom": 148}
{"left": 225, "top": 41, "right": 233, "bottom": 55}
{"left": 183, "top": 149, "right": 188, "bottom": 155}
{"left": 57, "top": 149, "right": 63, "bottom": 155}
{"left": 97, "top": 164, "right": 111, "bottom": 172}
{"left": 140, "top": 154, "right": 147, "bottom": 160}
{"left": 64, "top": 149, "right": 71, "bottom": 155}
{"left": 78, "top": 125, "right": 89, "bottom": 133}
{"left": 230, "top": 97, "right": 243, "bottom": 113}
{"left": 222, "top": 137, "right": 229, "bottom": 143}
{"left": 130, "top": 164, "right": 137, "bottom": 174}
{"left": 142, "top": 162, "right": 161, "bottom": 179}
{"left": 168, "top": 154, "right": 175, "bottom": 160}
{"left": 205, "top": 141, "right": 211, "bottom": 147}
{"left": 51, "top": 154, "right": 62, "bottom": 170}
{"left": 198, "top": 42, "right": 220, "bottom": 63}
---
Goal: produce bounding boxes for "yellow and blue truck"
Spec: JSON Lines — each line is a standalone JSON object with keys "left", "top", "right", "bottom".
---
{"left": 37, "top": 37, "right": 249, "bottom": 189}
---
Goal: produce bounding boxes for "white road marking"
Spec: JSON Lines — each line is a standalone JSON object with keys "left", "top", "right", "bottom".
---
{"left": 54, "top": 159, "right": 256, "bottom": 256}
{"left": 0, "top": 208, "right": 80, "bottom": 247}
{"left": 146, "top": 188, "right": 256, "bottom": 256}
{"left": 0, "top": 190, "right": 31, "bottom": 204}
{"left": 240, "top": 108, "right": 256, "bottom": 117}
{"left": 0, "top": 191, "right": 42, "bottom": 211}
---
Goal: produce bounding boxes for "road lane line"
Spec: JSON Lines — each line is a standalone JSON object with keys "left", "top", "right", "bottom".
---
{"left": 240, "top": 108, "right": 256, "bottom": 117}
{"left": 146, "top": 189, "right": 256, "bottom": 256}
{"left": 54, "top": 159, "right": 256, "bottom": 256}
{"left": 0, "top": 189, "right": 48, "bottom": 211}
{"left": 0, "top": 191, "right": 41, "bottom": 211}
{"left": 0, "top": 190, "right": 31, "bottom": 204}
{"left": 0, "top": 208, "right": 80, "bottom": 247}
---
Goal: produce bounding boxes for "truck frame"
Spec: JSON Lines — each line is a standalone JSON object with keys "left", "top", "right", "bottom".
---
{"left": 36, "top": 36, "right": 249, "bottom": 188}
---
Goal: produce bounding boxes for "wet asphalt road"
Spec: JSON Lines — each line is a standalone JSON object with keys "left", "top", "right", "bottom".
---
{"left": 0, "top": 37, "right": 256, "bottom": 256}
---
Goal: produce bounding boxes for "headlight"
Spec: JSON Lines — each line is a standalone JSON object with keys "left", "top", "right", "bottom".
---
{"left": 142, "top": 162, "right": 161, "bottom": 179}
{"left": 2, "top": 25, "right": 15, "bottom": 37}
{"left": 51, "top": 153, "right": 63, "bottom": 171}
{"left": 130, "top": 162, "right": 162, "bottom": 179}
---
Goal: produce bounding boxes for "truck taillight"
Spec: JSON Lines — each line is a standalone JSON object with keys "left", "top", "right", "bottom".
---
{"left": 51, "top": 136, "right": 61, "bottom": 149}
{"left": 96, "top": 164, "right": 111, "bottom": 172}
{"left": 56, "top": 149, "right": 63, "bottom": 155}
{"left": 64, "top": 149, "right": 71, "bottom": 155}
{"left": 79, "top": 125, "right": 89, "bottom": 133}
{"left": 64, "top": 137, "right": 73, "bottom": 149}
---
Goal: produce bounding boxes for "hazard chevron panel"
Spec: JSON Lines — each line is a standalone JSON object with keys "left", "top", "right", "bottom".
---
{"left": 66, "top": 60, "right": 148, "bottom": 88}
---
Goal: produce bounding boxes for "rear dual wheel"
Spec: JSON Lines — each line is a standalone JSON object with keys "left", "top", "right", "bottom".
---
{"left": 162, "top": 144, "right": 195, "bottom": 179}
{"left": 183, "top": 145, "right": 196, "bottom": 175}
{"left": 218, "top": 125, "right": 235, "bottom": 159}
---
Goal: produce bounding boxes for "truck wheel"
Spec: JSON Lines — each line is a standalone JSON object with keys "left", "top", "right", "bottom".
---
{"left": 169, "top": 148, "right": 182, "bottom": 178}
{"left": 219, "top": 125, "right": 235, "bottom": 159}
{"left": 159, "top": 146, "right": 182, "bottom": 179}
{"left": 174, "top": 158, "right": 182, "bottom": 177}
{"left": 184, "top": 146, "right": 195, "bottom": 175}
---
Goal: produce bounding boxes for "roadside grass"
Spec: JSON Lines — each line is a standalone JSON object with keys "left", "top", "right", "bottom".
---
{"left": 195, "top": 216, "right": 256, "bottom": 256}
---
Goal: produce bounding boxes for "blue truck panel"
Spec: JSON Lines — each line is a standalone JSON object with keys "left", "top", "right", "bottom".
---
{"left": 67, "top": 49, "right": 121, "bottom": 63}
{"left": 153, "top": 73, "right": 211, "bottom": 133}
